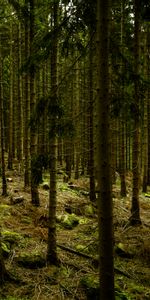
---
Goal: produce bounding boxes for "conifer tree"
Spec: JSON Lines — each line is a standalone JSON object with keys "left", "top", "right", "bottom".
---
{"left": 96, "top": 0, "right": 115, "bottom": 299}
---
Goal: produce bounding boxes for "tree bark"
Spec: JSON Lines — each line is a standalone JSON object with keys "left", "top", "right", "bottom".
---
{"left": 30, "top": 0, "right": 40, "bottom": 206}
{"left": 0, "top": 45, "right": 7, "bottom": 196}
{"left": 96, "top": 0, "right": 115, "bottom": 299}
{"left": 130, "top": 0, "right": 141, "bottom": 225}
{"left": 47, "top": 0, "right": 59, "bottom": 265}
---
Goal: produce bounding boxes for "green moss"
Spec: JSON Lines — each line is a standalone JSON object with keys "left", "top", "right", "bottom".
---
{"left": 80, "top": 275, "right": 99, "bottom": 299}
{"left": 76, "top": 244, "right": 86, "bottom": 252}
{"left": 3, "top": 298, "right": 28, "bottom": 300}
{"left": 16, "top": 252, "right": 46, "bottom": 269}
{"left": 57, "top": 213, "right": 79, "bottom": 229}
{"left": 59, "top": 183, "right": 70, "bottom": 192}
{"left": 0, "top": 205, "right": 11, "bottom": 220}
{"left": 129, "top": 282, "right": 149, "bottom": 296}
{"left": 115, "top": 290, "right": 131, "bottom": 300}
{"left": 1, "top": 241, "right": 11, "bottom": 257}
{"left": 2, "top": 230, "right": 23, "bottom": 244}
{"left": 85, "top": 204, "right": 94, "bottom": 216}
{"left": 79, "top": 217, "right": 89, "bottom": 225}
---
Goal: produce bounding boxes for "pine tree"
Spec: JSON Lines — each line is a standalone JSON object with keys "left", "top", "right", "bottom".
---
{"left": 96, "top": 0, "right": 115, "bottom": 299}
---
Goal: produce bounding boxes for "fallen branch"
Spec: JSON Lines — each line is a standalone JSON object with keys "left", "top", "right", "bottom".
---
{"left": 57, "top": 243, "right": 95, "bottom": 260}
{"left": 57, "top": 243, "right": 131, "bottom": 278}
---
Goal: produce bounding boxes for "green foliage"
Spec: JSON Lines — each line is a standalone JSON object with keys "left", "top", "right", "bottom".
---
{"left": 8, "top": 0, "right": 30, "bottom": 21}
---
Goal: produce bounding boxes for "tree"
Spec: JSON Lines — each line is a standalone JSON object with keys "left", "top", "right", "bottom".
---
{"left": 88, "top": 28, "right": 96, "bottom": 202}
{"left": 0, "top": 39, "right": 7, "bottom": 196}
{"left": 24, "top": 0, "right": 30, "bottom": 187}
{"left": 30, "top": 0, "right": 40, "bottom": 206}
{"left": 96, "top": 0, "right": 115, "bottom": 299}
{"left": 130, "top": 0, "right": 142, "bottom": 225}
{"left": 47, "top": 0, "right": 59, "bottom": 265}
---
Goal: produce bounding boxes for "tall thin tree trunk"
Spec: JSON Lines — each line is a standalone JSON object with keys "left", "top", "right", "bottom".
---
{"left": 0, "top": 49, "right": 7, "bottom": 196}
{"left": 97, "top": 1, "right": 115, "bottom": 299}
{"left": 47, "top": 0, "right": 59, "bottom": 265}
{"left": 119, "top": 0, "right": 127, "bottom": 197}
{"left": 30, "top": 0, "right": 40, "bottom": 206}
{"left": 130, "top": 0, "right": 141, "bottom": 225}
{"left": 8, "top": 24, "right": 13, "bottom": 170}
{"left": 142, "top": 30, "right": 148, "bottom": 193}
{"left": 17, "top": 22, "right": 23, "bottom": 165}
{"left": 24, "top": 0, "right": 30, "bottom": 187}
{"left": 88, "top": 28, "right": 96, "bottom": 202}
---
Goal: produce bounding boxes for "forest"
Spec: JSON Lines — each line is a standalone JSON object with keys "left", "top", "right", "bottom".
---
{"left": 0, "top": 0, "right": 150, "bottom": 299}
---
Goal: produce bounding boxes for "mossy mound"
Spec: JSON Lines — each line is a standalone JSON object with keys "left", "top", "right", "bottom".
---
{"left": 80, "top": 275, "right": 99, "bottom": 300}
{"left": 2, "top": 230, "right": 23, "bottom": 245}
{"left": 57, "top": 213, "right": 79, "bottom": 229}
{"left": 15, "top": 252, "right": 46, "bottom": 269}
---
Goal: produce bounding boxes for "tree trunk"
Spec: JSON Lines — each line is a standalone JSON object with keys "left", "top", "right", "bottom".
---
{"left": 8, "top": 24, "right": 13, "bottom": 170}
{"left": 96, "top": 1, "right": 115, "bottom": 299}
{"left": 30, "top": 0, "right": 40, "bottom": 206}
{"left": 47, "top": 0, "right": 59, "bottom": 265}
{"left": 142, "top": 29, "right": 148, "bottom": 193}
{"left": 88, "top": 28, "right": 96, "bottom": 202}
{"left": 24, "top": 0, "right": 30, "bottom": 187}
{"left": 130, "top": 0, "right": 141, "bottom": 225}
{"left": 17, "top": 21, "right": 23, "bottom": 165}
{"left": 0, "top": 47, "right": 7, "bottom": 196}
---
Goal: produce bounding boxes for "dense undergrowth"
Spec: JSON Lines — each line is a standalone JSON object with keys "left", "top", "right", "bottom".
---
{"left": 0, "top": 170, "right": 150, "bottom": 300}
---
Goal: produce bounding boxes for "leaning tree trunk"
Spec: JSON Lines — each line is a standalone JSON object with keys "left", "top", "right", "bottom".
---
{"left": 96, "top": 0, "right": 115, "bottom": 299}
{"left": 130, "top": 0, "right": 141, "bottom": 225}
{"left": 47, "top": 0, "right": 59, "bottom": 265}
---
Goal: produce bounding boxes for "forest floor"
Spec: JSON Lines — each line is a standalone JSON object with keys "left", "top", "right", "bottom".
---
{"left": 0, "top": 170, "right": 150, "bottom": 300}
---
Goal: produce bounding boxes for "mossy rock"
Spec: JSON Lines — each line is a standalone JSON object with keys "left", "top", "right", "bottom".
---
{"left": 80, "top": 275, "right": 99, "bottom": 299}
{"left": 57, "top": 213, "right": 79, "bottom": 229}
{"left": 16, "top": 253, "right": 46, "bottom": 269}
